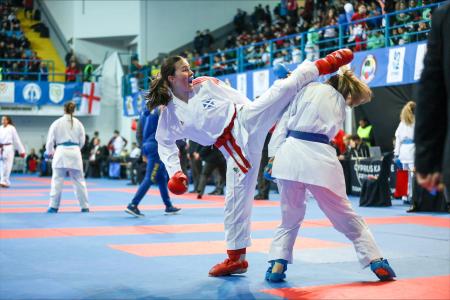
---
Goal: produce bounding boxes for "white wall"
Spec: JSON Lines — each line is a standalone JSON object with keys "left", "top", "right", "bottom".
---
{"left": 44, "top": 0, "right": 139, "bottom": 64}
{"left": 73, "top": 0, "right": 139, "bottom": 39}
{"left": 74, "top": 39, "right": 129, "bottom": 65}
{"left": 43, "top": 0, "right": 74, "bottom": 42}
{"left": 139, "top": 0, "right": 277, "bottom": 61}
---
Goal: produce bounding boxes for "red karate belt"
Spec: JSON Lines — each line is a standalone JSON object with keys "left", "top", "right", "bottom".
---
{"left": 214, "top": 107, "right": 251, "bottom": 174}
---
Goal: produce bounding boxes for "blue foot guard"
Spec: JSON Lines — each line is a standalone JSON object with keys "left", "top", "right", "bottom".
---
{"left": 370, "top": 258, "right": 396, "bottom": 281}
{"left": 265, "top": 259, "right": 288, "bottom": 282}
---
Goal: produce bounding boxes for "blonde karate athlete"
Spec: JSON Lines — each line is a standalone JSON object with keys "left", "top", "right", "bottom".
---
{"left": 265, "top": 69, "right": 396, "bottom": 282}
{"left": 0, "top": 116, "right": 26, "bottom": 188}
{"left": 45, "top": 102, "right": 89, "bottom": 213}
{"left": 149, "top": 49, "right": 353, "bottom": 277}
{"left": 394, "top": 101, "right": 416, "bottom": 204}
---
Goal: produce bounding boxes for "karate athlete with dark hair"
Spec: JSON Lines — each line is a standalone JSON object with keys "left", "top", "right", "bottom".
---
{"left": 265, "top": 68, "right": 396, "bottom": 282}
{"left": 148, "top": 49, "right": 353, "bottom": 277}
{"left": 0, "top": 115, "right": 25, "bottom": 188}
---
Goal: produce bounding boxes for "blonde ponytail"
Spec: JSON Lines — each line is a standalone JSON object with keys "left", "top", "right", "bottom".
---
{"left": 326, "top": 69, "right": 372, "bottom": 107}
{"left": 400, "top": 101, "right": 415, "bottom": 125}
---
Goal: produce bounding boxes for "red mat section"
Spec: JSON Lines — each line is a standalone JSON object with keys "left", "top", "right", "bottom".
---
{"left": 261, "top": 275, "right": 450, "bottom": 299}
{"left": 109, "top": 237, "right": 349, "bottom": 257}
{"left": 0, "top": 200, "right": 78, "bottom": 206}
{"left": 1, "top": 216, "right": 448, "bottom": 239}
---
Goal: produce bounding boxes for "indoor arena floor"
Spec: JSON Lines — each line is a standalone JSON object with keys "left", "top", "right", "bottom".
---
{"left": 1, "top": 175, "right": 449, "bottom": 300}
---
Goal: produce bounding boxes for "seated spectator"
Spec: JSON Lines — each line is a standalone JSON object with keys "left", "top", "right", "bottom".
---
{"left": 416, "top": 21, "right": 429, "bottom": 41}
{"left": 367, "top": 30, "right": 385, "bottom": 49}
{"left": 26, "top": 148, "right": 39, "bottom": 173}
{"left": 346, "top": 135, "right": 370, "bottom": 159}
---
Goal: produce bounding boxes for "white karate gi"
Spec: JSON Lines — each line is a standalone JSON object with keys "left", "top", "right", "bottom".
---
{"left": 45, "top": 114, "right": 89, "bottom": 210}
{"left": 394, "top": 121, "right": 415, "bottom": 170}
{"left": 268, "top": 82, "right": 382, "bottom": 268}
{"left": 0, "top": 124, "right": 25, "bottom": 187}
{"left": 157, "top": 60, "right": 319, "bottom": 250}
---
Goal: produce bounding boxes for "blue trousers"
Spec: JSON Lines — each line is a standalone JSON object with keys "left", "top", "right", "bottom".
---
{"left": 131, "top": 156, "right": 172, "bottom": 208}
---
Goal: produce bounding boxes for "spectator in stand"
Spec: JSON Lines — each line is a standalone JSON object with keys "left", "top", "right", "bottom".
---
{"left": 26, "top": 148, "right": 39, "bottom": 173}
{"left": 367, "top": 29, "right": 385, "bottom": 49}
{"left": 305, "top": 21, "right": 320, "bottom": 61}
{"left": 233, "top": 8, "right": 247, "bottom": 34}
{"left": 416, "top": 21, "right": 429, "bottom": 41}
{"left": 39, "top": 61, "right": 48, "bottom": 81}
{"left": 83, "top": 59, "right": 94, "bottom": 82}
{"left": 350, "top": 3, "right": 368, "bottom": 51}
{"left": 202, "top": 29, "right": 214, "bottom": 52}
{"left": 130, "top": 55, "right": 142, "bottom": 77}
{"left": 65, "top": 48, "right": 75, "bottom": 66}
{"left": 65, "top": 61, "right": 80, "bottom": 82}
{"left": 287, "top": 0, "right": 298, "bottom": 22}
{"left": 397, "top": 26, "right": 411, "bottom": 45}
{"left": 193, "top": 30, "right": 203, "bottom": 54}
{"left": 23, "top": 0, "right": 33, "bottom": 19}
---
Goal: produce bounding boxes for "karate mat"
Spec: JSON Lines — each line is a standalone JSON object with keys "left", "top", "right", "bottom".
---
{"left": 1, "top": 175, "right": 449, "bottom": 299}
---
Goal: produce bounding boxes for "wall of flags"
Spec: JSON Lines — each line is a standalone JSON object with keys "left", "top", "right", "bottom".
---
{"left": 122, "top": 41, "right": 427, "bottom": 117}
{"left": 0, "top": 81, "right": 101, "bottom": 115}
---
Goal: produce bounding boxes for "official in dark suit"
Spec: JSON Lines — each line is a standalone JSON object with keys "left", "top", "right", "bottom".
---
{"left": 415, "top": 3, "right": 450, "bottom": 198}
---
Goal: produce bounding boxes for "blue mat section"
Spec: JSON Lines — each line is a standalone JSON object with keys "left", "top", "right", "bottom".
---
{"left": 0, "top": 175, "right": 449, "bottom": 299}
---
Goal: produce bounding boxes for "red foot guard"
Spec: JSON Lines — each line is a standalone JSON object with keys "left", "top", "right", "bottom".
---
{"left": 208, "top": 249, "right": 248, "bottom": 277}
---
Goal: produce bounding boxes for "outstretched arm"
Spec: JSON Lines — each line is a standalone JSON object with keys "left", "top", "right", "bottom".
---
{"left": 12, "top": 126, "right": 25, "bottom": 155}
{"left": 155, "top": 108, "right": 184, "bottom": 177}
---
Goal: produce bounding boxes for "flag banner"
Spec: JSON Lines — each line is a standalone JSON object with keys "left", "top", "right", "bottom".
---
{"left": 0, "top": 81, "right": 83, "bottom": 106}
{"left": 79, "top": 82, "right": 101, "bottom": 115}
{"left": 0, "top": 82, "right": 15, "bottom": 103}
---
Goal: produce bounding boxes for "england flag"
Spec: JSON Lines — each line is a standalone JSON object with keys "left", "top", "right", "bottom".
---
{"left": 79, "top": 82, "right": 101, "bottom": 115}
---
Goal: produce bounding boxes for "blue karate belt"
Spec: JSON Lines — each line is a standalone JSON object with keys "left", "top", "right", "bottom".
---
{"left": 286, "top": 130, "right": 329, "bottom": 145}
{"left": 401, "top": 138, "right": 414, "bottom": 144}
{"left": 57, "top": 142, "right": 80, "bottom": 146}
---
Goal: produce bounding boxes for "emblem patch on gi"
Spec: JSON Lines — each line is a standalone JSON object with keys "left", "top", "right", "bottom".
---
{"left": 202, "top": 97, "right": 216, "bottom": 110}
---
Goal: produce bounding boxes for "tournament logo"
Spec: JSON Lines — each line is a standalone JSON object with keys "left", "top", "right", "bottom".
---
{"left": 49, "top": 83, "right": 65, "bottom": 104}
{"left": 22, "top": 83, "right": 42, "bottom": 103}
{"left": 360, "top": 55, "right": 376, "bottom": 84}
